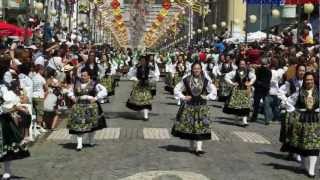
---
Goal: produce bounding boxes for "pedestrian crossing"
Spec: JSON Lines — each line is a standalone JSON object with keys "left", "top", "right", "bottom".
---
{"left": 47, "top": 128, "right": 272, "bottom": 144}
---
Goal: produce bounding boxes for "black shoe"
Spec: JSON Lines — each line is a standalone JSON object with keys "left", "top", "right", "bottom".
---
{"left": 194, "top": 150, "right": 205, "bottom": 156}
{"left": 76, "top": 147, "right": 82, "bottom": 151}
{"left": 143, "top": 117, "right": 149, "bottom": 121}
{"left": 307, "top": 174, "right": 316, "bottom": 178}
{"left": 87, "top": 144, "right": 96, "bottom": 148}
{"left": 250, "top": 117, "right": 257, "bottom": 122}
{"left": 241, "top": 123, "right": 249, "bottom": 128}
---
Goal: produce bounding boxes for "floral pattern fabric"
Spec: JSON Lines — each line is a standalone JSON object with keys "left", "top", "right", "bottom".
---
{"left": 67, "top": 102, "right": 105, "bottom": 134}
{"left": 126, "top": 83, "right": 153, "bottom": 111}
{"left": 287, "top": 111, "right": 320, "bottom": 151}
{"left": 0, "top": 114, "right": 30, "bottom": 162}
{"left": 172, "top": 104, "right": 211, "bottom": 140}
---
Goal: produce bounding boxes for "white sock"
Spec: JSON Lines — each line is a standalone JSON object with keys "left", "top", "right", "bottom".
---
{"left": 88, "top": 132, "right": 95, "bottom": 145}
{"left": 196, "top": 141, "right": 203, "bottom": 151}
{"left": 242, "top": 116, "right": 248, "bottom": 124}
{"left": 177, "top": 99, "right": 181, "bottom": 106}
{"left": 143, "top": 109, "right": 149, "bottom": 119}
{"left": 308, "top": 156, "right": 317, "bottom": 176}
{"left": 189, "top": 140, "right": 195, "bottom": 150}
{"left": 3, "top": 161, "right": 11, "bottom": 175}
{"left": 294, "top": 154, "right": 302, "bottom": 162}
{"left": 76, "top": 136, "right": 83, "bottom": 149}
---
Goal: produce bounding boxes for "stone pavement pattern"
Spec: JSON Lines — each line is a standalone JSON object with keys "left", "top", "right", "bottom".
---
{"left": 8, "top": 80, "right": 318, "bottom": 180}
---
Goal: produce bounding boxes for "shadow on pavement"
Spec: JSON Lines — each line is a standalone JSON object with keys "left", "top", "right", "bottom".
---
{"left": 159, "top": 145, "right": 191, "bottom": 153}
{"left": 104, "top": 112, "right": 160, "bottom": 120}
{"left": 256, "top": 151, "right": 294, "bottom": 162}
{"left": 0, "top": 175, "right": 27, "bottom": 179}
{"left": 263, "top": 163, "right": 306, "bottom": 175}
{"left": 59, "top": 143, "right": 76, "bottom": 150}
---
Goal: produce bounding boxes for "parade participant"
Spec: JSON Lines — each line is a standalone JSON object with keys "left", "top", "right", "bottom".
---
{"left": 223, "top": 59, "right": 256, "bottom": 127}
{"left": 250, "top": 58, "right": 272, "bottom": 124}
{"left": 285, "top": 72, "right": 319, "bottom": 178}
{"left": 278, "top": 64, "right": 306, "bottom": 162}
{"left": 0, "top": 78, "right": 31, "bottom": 180}
{"left": 214, "top": 54, "right": 237, "bottom": 101}
{"left": 263, "top": 58, "right": 287, "bottom": 124}
{"left": 67, "top": 68, "right": 107, "bottom": 151}
{"left": 126, "top": 55, "right": 154, "bottom": 120}
{"left": 164, "top": 54, "right": 177, "bottom": 93}
{"left": 78, "top": 51, "right": 104, "bottom": 81}
{"left": 171, "top": 62, "right": 217, "bottom": 156}
{"left": 100, "top": 54, "right": 116, "bottom": 97}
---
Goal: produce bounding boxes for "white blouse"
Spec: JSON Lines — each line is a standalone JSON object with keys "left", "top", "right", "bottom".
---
{"left": 174, "top": 76, "right": 217, "bottom": 101}
{"left": 67, "top": 82, "right": 108, "bottom": 102}
{"left": 224, "top": 70, "right": 256, "bottom": 86}
{"left": 30, "top": 72, "right": 46, "bottom": 98}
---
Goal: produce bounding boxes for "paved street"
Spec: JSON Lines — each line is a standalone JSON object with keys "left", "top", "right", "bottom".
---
{"left": 9, "top": 80, "right": 318, "bottom": 180}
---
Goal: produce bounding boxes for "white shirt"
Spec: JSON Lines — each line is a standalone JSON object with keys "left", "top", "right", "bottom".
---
{"left": 3, "top": 69, "right": 15, "bottom": 85}
{"left": 67, "top": 82, "right": 108, "bottom": 101}
{"left": 225, "top": 70, "right": 256, "bottom": 86}
{"left": 269, "top": 67, "right": 288, "bottom": 95}
{"left": 18, "top": 73, "right": 33, "bottom": 103}
{"left": 30, "top": 72, "right": 46, "bottom": 98}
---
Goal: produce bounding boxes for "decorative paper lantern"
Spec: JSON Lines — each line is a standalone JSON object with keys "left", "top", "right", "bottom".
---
{"left": 203, "top": 27, "right": 208, "bottom": 31}
{"left": 192, "top": 31, "right": 196, "bottom": 35}
{"left": 162, "top": 0, "right": 171, "bottom": 10}
{"left": 233, "top": 19, "right": 240, "bottom": 25}
{"left": 113, "top": 8, "right": 121, "bottom": 16}
{"left": 160, "top": 9, "right": 169, "bottom": 16}
{"left": 304, "top": 3, "right": 314, "bottom": 14}
{"left": 115, "top": 15, "right": 122, "bottom": 21}
{"left": 220, "top": 21, "right": 226, "bottom": 27}
{"left": 62, "top": 14, "right": 68, "bottom": 19}
{"left": 211, "top": 24, "right": 217, "bottom": 30}
{"left": 272, "top": 9, "right": 280, "bottom": 18}
{"left": 111, "top": 0, "right": 120, "bottom": 9}
{"left": 35, "top": 2, "right": 44, "bottom": 11}
{"left": 50, "top": 9, "right": 57, "bottom": 16}
{"left": 157, "top": 15, "right": 165, "bottom": 22}
{"left": 249, "top": 15, "right": 257, "bottom": 23}
{"left": 197, "top": 29, "right": 202, "bottom": 33}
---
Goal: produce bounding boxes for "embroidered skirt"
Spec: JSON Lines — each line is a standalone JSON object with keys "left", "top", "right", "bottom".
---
{"left": 126, "top": 83, "right": 152, "bottom": 111}
{"left": 217, "top": 76, "right": 232, "bottom": 101}
{"left": 285, "top": 111, "right": 320, "bottom": 156}
{"left": 223, "top": 88, "right": 251, "bottom": 116}
{"left": 67, "top": 102, "right": 107, "bottom": 135}
{"left": 171, "top": 103, "right": 211, "bottom": 140}
{"left": 0, "top": 113, "right": 30, "bottom": 162}
{"left": 100, "top": 76, "right": 115, "bottom": 96}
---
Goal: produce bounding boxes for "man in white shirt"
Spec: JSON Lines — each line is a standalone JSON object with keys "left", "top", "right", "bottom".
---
{"left": 264, "top": 64, "right": 288, "bottom": 124}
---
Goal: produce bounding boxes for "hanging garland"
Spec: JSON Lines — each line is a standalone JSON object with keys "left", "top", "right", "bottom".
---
{"left": 110, "top": 0, "right": 128, "bottom": 47}
{"left": 144, "top": 0, "right": 172, "bottom": 47}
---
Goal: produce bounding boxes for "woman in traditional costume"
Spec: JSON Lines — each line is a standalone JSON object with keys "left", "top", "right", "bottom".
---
{"left": 278, "top": 64, "right": 306, "bottom": 162}
{"left": 126, "top": 56, "right": 154, "bottom": 120}
{"left": 285, "top": 72, "right": 319, "bottom": 178}
{"left": 100, "top": 54, "right": 117, "bottom": 98}
{"left": 214, "top": 54, "right": 237, "bottom": 101}
{"left": 0, "top": 79, "right": 31, "bottom": 179}
{"left": 171, "top": 62, "right": 217, "bottom": 156}
{"left": 223, "top": 59, "right": 256, "bottom": 127}
{"left": 67, "top": 68, "right": 107, "bottom": 151}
